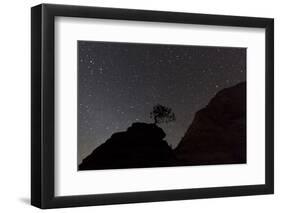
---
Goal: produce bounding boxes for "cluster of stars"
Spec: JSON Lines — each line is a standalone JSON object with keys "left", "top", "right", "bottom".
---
{"left": 77, "top": 41, "right": 246, "bottom": 164}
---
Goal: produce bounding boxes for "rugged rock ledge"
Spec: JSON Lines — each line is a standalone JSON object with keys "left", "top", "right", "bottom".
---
{"left": 175, "top": 82, "right": 246, "bottom": 165}
{"left": 79, "top": 82, "right": 246, "bottom": 170}
{"left": 79, "top": 122, "right": 176, "bottom": 170}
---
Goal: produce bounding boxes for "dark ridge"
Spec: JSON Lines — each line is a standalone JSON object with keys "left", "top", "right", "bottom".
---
{"left": 175, "top": 82, "right": 246, "bottom": 165}
{"left": 79, "top": 82, "right": 246, "bottom": 170}
{"left": 79, "top": 123, "right": 177, "bottom": 170}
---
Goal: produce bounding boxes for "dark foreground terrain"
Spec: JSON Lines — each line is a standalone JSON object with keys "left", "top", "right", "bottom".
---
{"left": 79, "top": 82, "right": 246, "bottom": 170}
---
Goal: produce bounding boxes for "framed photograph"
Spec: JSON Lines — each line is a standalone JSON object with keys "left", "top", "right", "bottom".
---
{"left": 31, "top": 4, "right": 274, "bottom": 209}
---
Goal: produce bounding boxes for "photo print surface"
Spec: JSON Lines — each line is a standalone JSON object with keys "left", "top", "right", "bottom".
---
{"left": 78, "top": 41, "right": 246, "bottom": 170}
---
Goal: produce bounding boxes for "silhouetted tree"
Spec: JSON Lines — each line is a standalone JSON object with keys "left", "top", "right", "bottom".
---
{"left": 150, "top": 104, "right": 176, "bottom": 124}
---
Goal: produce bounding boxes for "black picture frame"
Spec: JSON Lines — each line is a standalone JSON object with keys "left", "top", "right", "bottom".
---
{"left": 31, "top": 3, "right": 274, "bottom": 209}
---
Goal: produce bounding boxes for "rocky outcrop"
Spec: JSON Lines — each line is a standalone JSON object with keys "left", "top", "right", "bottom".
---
{"left": 79, "top": 82, "right": 246, "bottom": 170}
{"left": 79, "top": 123, "right": 176, "bottom": 170}
{"left": 175, "top": 82, "right": 246, "bottom": 165}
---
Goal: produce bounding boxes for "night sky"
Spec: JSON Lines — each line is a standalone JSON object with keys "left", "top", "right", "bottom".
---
{"left": 78, "top": 41, "right": 246, "bottom": 164}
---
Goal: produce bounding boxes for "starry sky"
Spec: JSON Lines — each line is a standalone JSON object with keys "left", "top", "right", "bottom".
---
{"left": 78, "top": 41, "right": 246, "bottom": 164}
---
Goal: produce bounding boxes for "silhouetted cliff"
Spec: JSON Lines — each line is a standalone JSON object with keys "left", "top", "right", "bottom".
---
{"left": 79, "top": 82, "right": 246, "bottom": 170}
{"left": 79, "top": 123, "right": 176, "bottom": 170}
{"left": 175, "top": 82, "right": 246, "bottom": 165}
